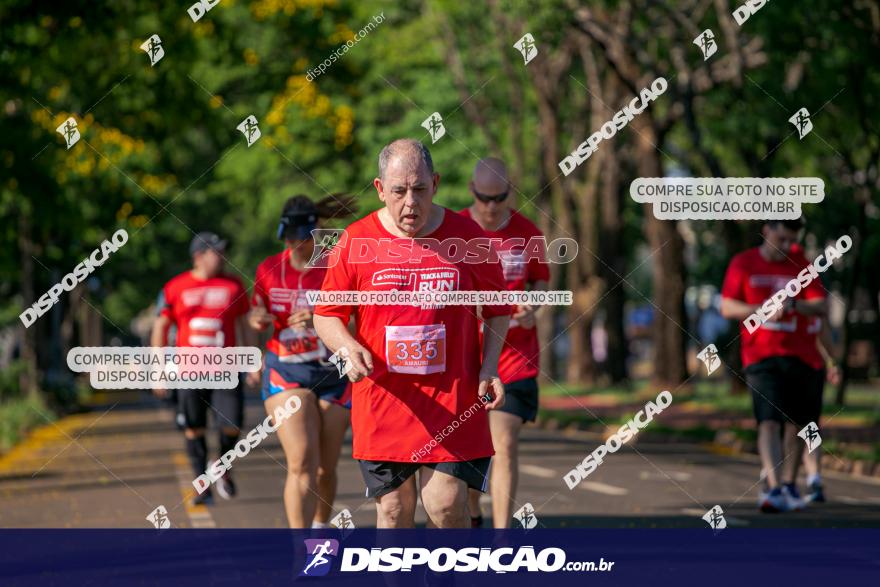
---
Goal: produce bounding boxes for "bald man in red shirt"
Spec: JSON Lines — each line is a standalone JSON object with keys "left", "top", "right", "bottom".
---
{"left": 314, "top": 139, "right": 510, "bottom": 528}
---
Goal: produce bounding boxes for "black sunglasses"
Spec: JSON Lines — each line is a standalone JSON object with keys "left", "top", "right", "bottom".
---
{"left": 472, "top": 187, "right": 510, "bottom": 203}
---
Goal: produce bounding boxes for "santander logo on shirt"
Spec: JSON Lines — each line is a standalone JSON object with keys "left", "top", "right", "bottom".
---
{"left": 181, "top": 287, "right": 231, "bottom": 308}
{"left": 371, "top": 267, "right": 460, "bottom": 291}
{"left": 268, "top": 288, "right": 311, "bottom": 314}
{"left": 371, "top": 267, "right": 460, "bottom": 310}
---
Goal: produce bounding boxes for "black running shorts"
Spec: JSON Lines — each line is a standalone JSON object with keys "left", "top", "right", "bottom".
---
{"left": 745, "top": 356, "right": 824, "bottom": 426}
{"left": 497, "top": 377, "right": 539, "bottom": 423}
{"left": 358, "top": 457, "right": 492, "bottom": 499}
{"left": 177, "top": 378, "right": 245, "bottom": 431}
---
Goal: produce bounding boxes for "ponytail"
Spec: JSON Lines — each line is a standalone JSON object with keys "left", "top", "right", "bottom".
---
{"left": 281, "top": 193, "right": 357, "bottom": 220}
{"left": 314, "top": 193, "right": 357, "bottom": 220}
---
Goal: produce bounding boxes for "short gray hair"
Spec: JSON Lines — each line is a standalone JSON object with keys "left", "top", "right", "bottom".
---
{"left": 378, "top": 138, "right": 434, "bottom": 180}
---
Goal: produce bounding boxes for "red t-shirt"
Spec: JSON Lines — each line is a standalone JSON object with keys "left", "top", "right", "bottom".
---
{"left": 315, "top": 208, "right": 511, "bottom": 462}
{"left": 160, "top": 272, "right": 249, "bottom": 347}
{"left": 460, "top": 208, "right": 550, "bottom": 383}
{"left": 252, "top": 249, "right": 330, "bottom": 362}
{"left": 721, "top": 247, "right": 825, "bottom": 369}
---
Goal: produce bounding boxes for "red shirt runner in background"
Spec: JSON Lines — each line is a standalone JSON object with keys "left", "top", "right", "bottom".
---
{"left": 315, "top": 209, "right": 511, "bottom": 463}
{"left": 460, "top": 208, "right": 550, "bottom": 384}
{"left": 161, "top": 272, "right": 249, "bottom": 347}
{"left": 721, "top": 246, "right": 826, "bottom": 370}
{"left": 252, "top": 249, "right": 329, "bottom": 363}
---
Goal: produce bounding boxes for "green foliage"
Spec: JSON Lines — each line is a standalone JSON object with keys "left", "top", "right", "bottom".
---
{"left": 0, "top": 360, "right": 27, "bottom": 402}
{"left": 1, "top": 0, "right": 877, "bottom": 388}
{"left": 0, "top": 393, "right": 55, "bottom": 452}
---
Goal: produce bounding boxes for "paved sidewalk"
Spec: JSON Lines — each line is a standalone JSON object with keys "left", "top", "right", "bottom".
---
{"left": 1, "top": 391, "right": 879, "bottom": 528}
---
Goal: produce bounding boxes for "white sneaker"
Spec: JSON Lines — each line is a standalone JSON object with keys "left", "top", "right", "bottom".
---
{"left": 215, "top": 474, "right": 236, "bottom": 500}
{"left": 781, "top": 484, "right": 805, "bottom": 511}
{"left": 759, "top": 488, "right": 787, "bottom": 513}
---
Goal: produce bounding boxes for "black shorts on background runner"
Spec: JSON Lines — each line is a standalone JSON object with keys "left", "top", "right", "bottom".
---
{"left": 359, "top": 457, "right": 492, "bottom": 498}
{"left": 745, "top": 356, "right": 824, "bottom": 426}
{"left": 177, "top": 378, "right": 245, "bottom": 430}
{"left": 499, "top": 377, "right": 539, "bottom": 423}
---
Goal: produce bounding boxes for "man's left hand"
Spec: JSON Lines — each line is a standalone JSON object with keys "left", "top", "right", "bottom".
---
{"left": 287, "top": 310, "right": 313, "bottom": 330}
{"left": 513, "top": 304, "right": 537, "bottom": 329}
{"left": 478, "top": 368, "right": 505, "bottom": 410}
{"left": 826, "top": 363, "right": 841, "bottom": 385}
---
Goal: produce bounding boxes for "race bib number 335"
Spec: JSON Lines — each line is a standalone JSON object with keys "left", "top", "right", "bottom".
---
{"left": 385, "top": 324, "right": 446, "bottom": 375}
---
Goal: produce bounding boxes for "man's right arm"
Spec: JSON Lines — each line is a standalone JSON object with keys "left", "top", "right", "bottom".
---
{"left": 719, "top": 258, "right": 776, "bottom": 322}
{"left": 248, "top": 298, "right": 273, "bottom": 331}
{"left": 719, "top": 297, "right": 759, "bottom": 321}
{"left": 721, "top": 296, "right": 787, "bottom": 323}
{"left": 313, "top": 315, "right": 373, "bottom": 382}
{"left": 151, "top": 314, "right": 171, "bottom": 346}
{"left": 150, "top": 314, "right": 172, "bottom": 398}
{"left": 312, "top": 231, "right": 371, "bottom": 380}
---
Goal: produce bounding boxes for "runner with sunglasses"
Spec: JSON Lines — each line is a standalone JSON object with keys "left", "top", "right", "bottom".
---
{"left": 460, "top": 158, "right": 550, "bottom": 528}
{"left": 249, "top": 194, "right": 356, "bottom": 528}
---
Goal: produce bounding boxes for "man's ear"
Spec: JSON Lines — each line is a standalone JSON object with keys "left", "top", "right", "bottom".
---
{"left": 374, "top": 177, "right": 386, "bottom": 203}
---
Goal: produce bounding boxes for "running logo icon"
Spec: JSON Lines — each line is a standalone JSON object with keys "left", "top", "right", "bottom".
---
{"left": 56, "top": 117, "right": 80, "bottom": 149}
{"left": 307, "top": 228, "right": 344, "bottom": 268}
{"left": 330, "top": 508, "right": 355, "bottom": 539}
{"left": 146, "top": 505, "right": 171, "bottom": 529}
{"left": 301, "top": 538, "right": 339, "bottom": 577}
{"left": 798, "top": 421, "right": 822, "bottom": 453}
{"left": 513, "top": 503, "right": 538, "bottom": 529}
{"left": 421, "top": 112, "right": 445, "bottom": 144}
{"left": 697, "top": 344, "right": 721, "bottom": 375}
{"left": 328, "top": 348, "right": 351, "bottom": 378}
{"left": 237, "top": 115, "right": 261, "bottom": 147}
{"left": 693, "top": 29, "right": 717, "bottom": 60}
{"left": 702, "top": 505, "right": 727, "bottom": 533}
{"left": 789, "top": 108, "right": 813, "bottom": 139}
{"left": 140, "top": 34, "right": 164, "bottom": 66}
{"left": 513, "top": 33, "right": 538, "bottom": 65}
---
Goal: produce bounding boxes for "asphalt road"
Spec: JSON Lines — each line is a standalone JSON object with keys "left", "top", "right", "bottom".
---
{"left": 1, "top": 393, "right": 878, "bottom": 529}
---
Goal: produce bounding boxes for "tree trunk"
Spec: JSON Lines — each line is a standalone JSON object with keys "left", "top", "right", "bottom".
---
{"left": 632, "top": 123, "right": 688, "bottom": 385}
{"left": 534, "top": 211, "right": 556, "bottom": 381}
{"left": 561, "top": 179, "right": 598, "bottom": 385}
{"left": 17, "top": 208, "right": 39, "bottom": 399}
{"left": 835, "top": 200, "right": 868, "bottom": 406}
{"left": 599, "top": 145, "right": 628, "bottom": 382}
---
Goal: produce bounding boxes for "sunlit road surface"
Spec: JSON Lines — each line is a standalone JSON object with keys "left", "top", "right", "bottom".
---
{"left": 1, "top": 394, "right": 878, "bottom": 529}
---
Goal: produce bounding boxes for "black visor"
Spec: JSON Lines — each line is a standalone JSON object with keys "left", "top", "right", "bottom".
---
{"left": 277, "top": 212, "right": 318, "bottom": 240}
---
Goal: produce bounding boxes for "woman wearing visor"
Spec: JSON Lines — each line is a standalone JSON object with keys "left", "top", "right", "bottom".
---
{"left": 249, "top": 194, "right": 356, "bottom": 528}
